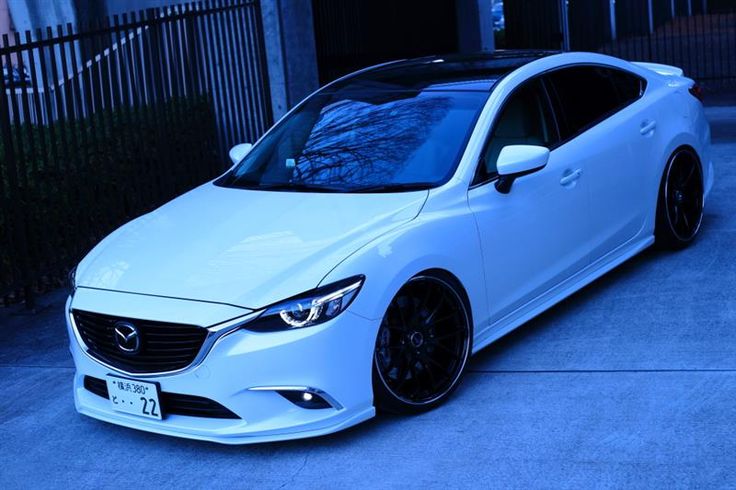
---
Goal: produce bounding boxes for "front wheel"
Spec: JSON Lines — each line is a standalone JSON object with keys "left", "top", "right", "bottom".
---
{"left": 373, "top": 273, "right": 472, "bottom": 414}
{"left": 655, "top": 149, "right": 704, "bottom": 249}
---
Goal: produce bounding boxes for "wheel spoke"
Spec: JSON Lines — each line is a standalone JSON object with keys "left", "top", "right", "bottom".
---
{"left": 394, "top": 372, "right": 410, "bottom": 392}
{"left": 420, "top": 359, "right": 438, "bottom": 389}
{"left": 424, "top": 354, "right": 447, "bottom": 369}
{"left": 441, "top": 321, "right": 467, "bottom": 333}
{"left": 395, "top": 300, "right": 408, "bottom": 327}
{"left": 680, "top": 162, "right": 695, "bottom": 186}
{"left": 433, "top": 330, "right": 463, "bottom": 341}
{"left": 408, "top": 365, "right": 423, "bottom": 398}
{"left": 394, "top": 357, "right": 410, "bottom": 385}
{"left": 431, "top": 312, "right": 457, "bottom": 325}
{"left": 385, "top": 324, "right": 407, "bottom": 333}
{"left": 672, "top": 203, "right": 681, "bottom": 225}
{"left": 432, "top": 341, "right": 461, "bottom": 358}
{"left": 420, "top": 284, "right": 436, "bottom": 312}
{"left": 425, "top": 295, "right": 446, "bottom": 324}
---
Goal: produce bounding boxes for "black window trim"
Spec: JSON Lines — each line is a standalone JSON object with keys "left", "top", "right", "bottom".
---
{"left": 469, "top": 62, "right": 647, "bottom": 190}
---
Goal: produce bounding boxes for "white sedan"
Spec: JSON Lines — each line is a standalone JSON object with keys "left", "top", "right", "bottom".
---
{"left": 66, "top": 51, "right": 713, "bottom": 444}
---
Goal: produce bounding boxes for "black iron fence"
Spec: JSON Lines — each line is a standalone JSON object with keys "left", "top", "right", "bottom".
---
{"left": 599, "top": 8, "right": 736, "bottom": 87}
{"left": 0, "top": 0, "right": 272, "bottom": 307}
{"left": 501, "top": 0, "right": 736, "bottom": 88}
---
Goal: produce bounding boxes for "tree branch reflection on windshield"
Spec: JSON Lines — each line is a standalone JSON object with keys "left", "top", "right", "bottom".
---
{"left": 295, "top": 95, "right": 451, "bottom": 187}
{"left": 220, "top": 89, "right": 488, "bottom": 192}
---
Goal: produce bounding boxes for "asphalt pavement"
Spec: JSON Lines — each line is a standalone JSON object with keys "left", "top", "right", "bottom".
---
{"left": 1, "top": 107, "right": 735, "bottom": 489}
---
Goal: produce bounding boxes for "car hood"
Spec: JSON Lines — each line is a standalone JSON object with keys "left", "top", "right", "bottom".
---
{"left": 76, "top": 183, "right": 427, "bottom": 309}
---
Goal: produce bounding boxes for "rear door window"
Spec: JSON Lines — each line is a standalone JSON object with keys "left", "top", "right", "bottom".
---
{"left": 545, "top": 66, "right": 644, "bottom": 141}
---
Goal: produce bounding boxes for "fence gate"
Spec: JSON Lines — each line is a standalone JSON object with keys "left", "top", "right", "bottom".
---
{"left": 0, "top": 0, "right": 272, "bottom": 307}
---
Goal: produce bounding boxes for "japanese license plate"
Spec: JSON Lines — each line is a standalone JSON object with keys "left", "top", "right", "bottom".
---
{"left": 105, "top": 375, "right": 162, "bottom": 420}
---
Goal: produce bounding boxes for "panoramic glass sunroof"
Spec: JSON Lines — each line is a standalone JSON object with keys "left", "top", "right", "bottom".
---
{"left": 327, "top": 53, "right": 550, "bottom": 93}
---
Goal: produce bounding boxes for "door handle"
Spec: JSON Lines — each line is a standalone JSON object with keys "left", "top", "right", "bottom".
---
{"left": 560, "top": 168, "right": 582, "bottom": 186}
{"left": 640, "top": 120, "right": 657, "bottom": 135}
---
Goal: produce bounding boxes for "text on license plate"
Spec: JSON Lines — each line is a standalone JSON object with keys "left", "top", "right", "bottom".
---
{"left": 105, "top": 375, "right": 162, "bottom": 420}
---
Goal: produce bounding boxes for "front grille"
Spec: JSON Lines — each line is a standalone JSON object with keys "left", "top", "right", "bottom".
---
{"left": 83, "top": 376, "right": 239, "bottom": 419}
{"left": 73, "top": 310, "right": 208, "bottom": 374}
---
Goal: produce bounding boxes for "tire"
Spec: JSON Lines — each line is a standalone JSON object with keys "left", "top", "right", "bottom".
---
{"left": 372, "top": 272, "right": 472, "bottom": 414}
{"left": 654, "top": 148, "right": 704, "bottom": 250}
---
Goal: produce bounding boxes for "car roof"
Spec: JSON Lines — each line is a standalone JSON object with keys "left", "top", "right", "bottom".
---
{"left": 327, "top": 50, "right": 559, "bottom": 93}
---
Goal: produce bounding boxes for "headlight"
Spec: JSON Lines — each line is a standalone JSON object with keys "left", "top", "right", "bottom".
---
{"left": 246, "top": 275, "right": 364, "bottom": 332}
{"left": 68, "top": 266, "right": 77, "bottom": 296}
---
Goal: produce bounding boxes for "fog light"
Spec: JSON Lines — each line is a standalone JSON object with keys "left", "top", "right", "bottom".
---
{"left": 250, "top": 386, "right": 344, "bottom": 410}
{"left": 277, "top": 389, "right": 334, "bottom": 410}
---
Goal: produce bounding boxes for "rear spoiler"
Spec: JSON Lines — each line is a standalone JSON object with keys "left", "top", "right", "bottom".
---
{"left": 631, "top": 61, "right": 684, "bottom": 77}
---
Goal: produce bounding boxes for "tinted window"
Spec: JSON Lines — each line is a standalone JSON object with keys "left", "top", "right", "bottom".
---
{"left": 474, "top": 79, "right": 557, "bottom": 184}
{"left": 609, "top": 69, "right": 645, "bottom": 105}
{"left": 545, "top": 66, "right": 643, "bottom": 140}
{"left": 218, "top": 89, "right": 488, "bottom": 193}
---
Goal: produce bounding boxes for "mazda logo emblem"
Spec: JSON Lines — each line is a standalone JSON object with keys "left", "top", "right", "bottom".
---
{"left": 113, "top": 322, "right": 141, "bottom": 354}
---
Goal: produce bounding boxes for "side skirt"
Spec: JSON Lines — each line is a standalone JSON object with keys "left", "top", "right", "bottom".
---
{"left": 472, "top": 235, "right": 655, "bottom": 354}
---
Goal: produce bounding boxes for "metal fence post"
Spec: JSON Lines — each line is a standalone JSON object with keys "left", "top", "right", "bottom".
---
{"left": 559, "top": 0, "right": 571, "bottom": 51}
{"left": 647, "top": 0, "right": 655, "bottom": 34}
{"left": 610, "top": 0, "right": 617, "bottom": 41}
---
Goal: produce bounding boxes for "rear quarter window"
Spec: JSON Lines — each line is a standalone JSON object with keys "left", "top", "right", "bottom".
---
{"left": 608, "top": 68, "right": 646, "bottom": 105}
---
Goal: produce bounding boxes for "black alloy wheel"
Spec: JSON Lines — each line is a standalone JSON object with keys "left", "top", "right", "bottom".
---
{"left": 373, "top": 273, "right": 472, "bottom": 414}
{"left": 655, "top": 149, "right": 704, "bottom": 249}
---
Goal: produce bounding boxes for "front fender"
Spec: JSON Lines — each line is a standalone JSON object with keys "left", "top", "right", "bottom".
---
{"left": 320, "top": 201, "right": 489, "bottom": 336}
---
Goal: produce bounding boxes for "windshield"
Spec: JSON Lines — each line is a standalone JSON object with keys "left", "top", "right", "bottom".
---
{"left": 217, "top": 89, "right": 489, "bottom": 192}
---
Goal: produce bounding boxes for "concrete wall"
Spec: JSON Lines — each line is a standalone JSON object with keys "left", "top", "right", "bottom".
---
{"left": 6, "top": 0, "right": 76, "bottom": 33}
{"left": 103, "top": 0, "right": 189, "bottom": 16}
{"left": 260, "top": 0, "right": 318, "bottom": 119}
{"left": 456, "top": 0, "right": 495, "bottom": 53}
{"left": 0, "top": 0, "right": 13, "bottom": 36}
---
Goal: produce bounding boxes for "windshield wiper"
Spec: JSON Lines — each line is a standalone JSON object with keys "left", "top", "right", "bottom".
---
{"left": 248, "top": 182, "right": 344, "bottom": 193}
{"left": 222, "top": 180, "right": 433, "bottom": 193}
{"left": 349, "top": 183, "right": 434, "bottom": 193}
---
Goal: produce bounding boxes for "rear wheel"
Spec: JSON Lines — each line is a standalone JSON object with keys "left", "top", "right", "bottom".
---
{"left": 373, "top": 273, "right": 472, "bottom": 414}
{"left": 655, "top": 149, "right": 704, "bottom": 249}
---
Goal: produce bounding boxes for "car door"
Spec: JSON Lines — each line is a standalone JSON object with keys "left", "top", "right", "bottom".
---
{"left": 467, "top": 78, "right": 592, "bottom": 326}
{"left": 544, "top": 66, "right": 651, "bottom": 261}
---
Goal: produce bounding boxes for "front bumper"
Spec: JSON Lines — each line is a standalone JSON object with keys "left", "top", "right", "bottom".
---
{"left": 67, "top": 288, "right": 378, "bottom": 444}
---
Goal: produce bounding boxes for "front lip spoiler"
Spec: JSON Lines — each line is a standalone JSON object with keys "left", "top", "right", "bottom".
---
{"left": 75, "top": 400, "right": 376, "bottom": 445}
{"left": 68, "top": 309, "right": 262, "bottom": 379}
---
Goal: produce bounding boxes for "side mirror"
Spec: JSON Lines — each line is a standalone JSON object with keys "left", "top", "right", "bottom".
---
{"left": 495, "top": 145, "right": 549, "bottom": 194}
{"left": 229, "top": 143, "right": 253, "bottom": 165}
